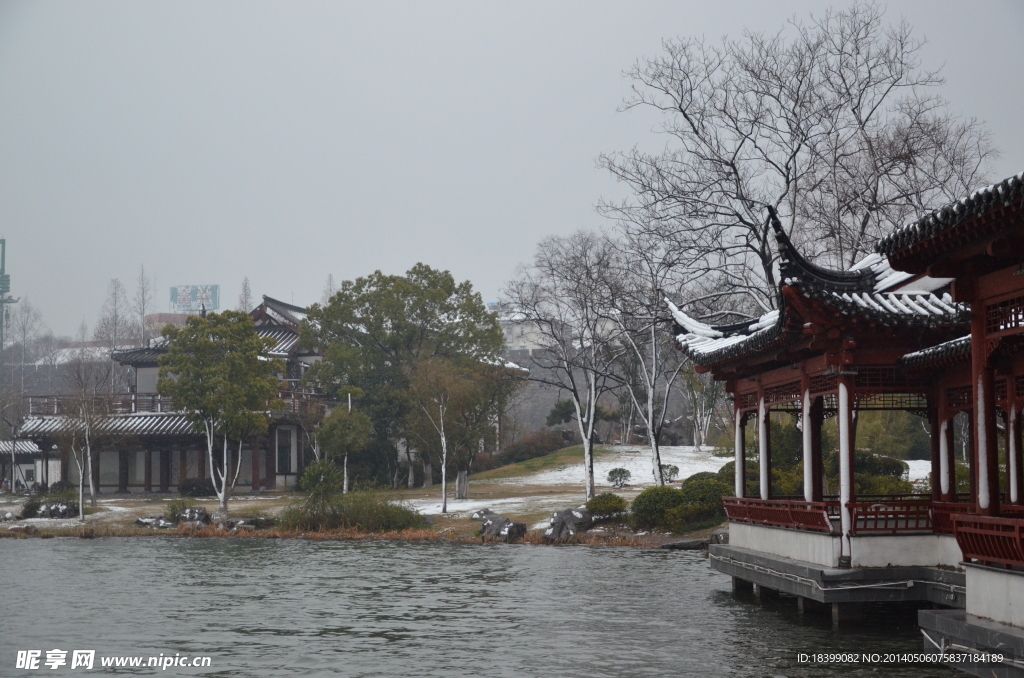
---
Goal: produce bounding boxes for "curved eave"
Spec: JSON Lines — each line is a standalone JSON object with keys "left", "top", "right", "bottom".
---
{"left": 877, "top": 171, "right": 1024, "bottom": 268}
{"left": 897, "top": 335, "right": 972, "bottom": 372}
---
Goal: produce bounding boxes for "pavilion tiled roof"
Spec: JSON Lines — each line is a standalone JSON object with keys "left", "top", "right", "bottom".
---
{"left": 897, "top": 335, "right": 972, "bottom": 371}
{"left": 876, "top": 171, "right": 1024, "bottom": 257}
{"left": 667, "top": 210, "right": 970, "bottom": 369}
{"left": 18, "top": 413, "right": 198, "bottom": 438}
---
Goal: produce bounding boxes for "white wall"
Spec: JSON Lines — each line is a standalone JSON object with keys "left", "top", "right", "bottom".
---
{"left": 850, "top": 534, "right": 962, "bottom": 568}
{"left": 966, "top": 564, "right": 1024, "bottom": 628}
{"left": 730, "top": 522, "right": 841, "bottom": 567}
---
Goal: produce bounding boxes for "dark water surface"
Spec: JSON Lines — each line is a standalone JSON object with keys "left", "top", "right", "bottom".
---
{"left": 2, "top": 538, "right": 958, "bottom": 677}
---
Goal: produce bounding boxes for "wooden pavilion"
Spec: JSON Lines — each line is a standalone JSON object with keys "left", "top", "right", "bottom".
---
{"left": 669, "top": 170, "right": 1024, "bottom": 672}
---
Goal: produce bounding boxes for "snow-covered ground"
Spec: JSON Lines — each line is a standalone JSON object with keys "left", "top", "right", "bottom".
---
{"left": 496, "top": 445, "right": 730, "bottom": 489}
{"left": 904, "top": 459, "right": 931, "bottom": 484}
{"left": 403, "top": 446, "right": 729, "bottom": 518}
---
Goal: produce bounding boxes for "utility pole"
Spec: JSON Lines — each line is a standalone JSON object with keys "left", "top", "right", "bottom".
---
{"left": 0, "top": 240, "right": 20, "bottom": 491}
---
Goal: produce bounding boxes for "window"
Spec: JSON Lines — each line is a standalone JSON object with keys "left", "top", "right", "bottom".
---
{"left": 277, "top": 428, "right": 292, "bottom": 474}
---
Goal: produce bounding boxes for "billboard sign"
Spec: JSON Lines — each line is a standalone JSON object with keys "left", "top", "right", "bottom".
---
{"left": 170, "top": 285, "right": 220, "bottom": 313}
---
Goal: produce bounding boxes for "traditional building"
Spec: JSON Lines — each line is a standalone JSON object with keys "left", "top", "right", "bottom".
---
{"left": 670, "top": 171, "right": 1024, "bottom": 675}
{"left": 17, "top": 296, "right": 332, "bottom": 493}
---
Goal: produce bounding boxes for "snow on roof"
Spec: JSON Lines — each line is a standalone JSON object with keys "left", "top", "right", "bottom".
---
{"left": 877, "top": 171, "right": 1024, "bottom": 256}
{"left": 898, "top": 335, "right": 971, "bottom": 370}
{"left": 666, "top": 216, "right": 969, "bottom": 368}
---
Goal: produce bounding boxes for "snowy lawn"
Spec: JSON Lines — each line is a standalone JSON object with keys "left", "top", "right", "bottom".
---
{"left": 495, "top": 445, "right": 730, "bottom": 490}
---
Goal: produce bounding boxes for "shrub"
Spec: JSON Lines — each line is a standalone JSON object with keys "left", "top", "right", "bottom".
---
{"left": 165, "top": 497, "right": 196, "bottom": 523}
{"left": 48, "top": 480, "right": 75, "bottom": 494}
{"left": 681, "top": 471, "right": 718, "bottom": 487}
{"left": 47, "top": 486, "right": 78, "bottom": 504}
{"left": 665, "top": 478, "right": 730, "bottom": 533}
{"left": 660, "top": 464, "right": 679, "bottom": 482}
{"left": 299, "top": 460, "right": 345, "bottom": 495}
{"left": 679, "top": 477, "right": 730, "bottom": 507}
{"left": 607, "top": 468, "right": 631, "bottom": 489}
{"left": 179, "top": 477, "right": 216, "bottom": 497}
{"left": 496, "top": 430, "right": 566, "bottom": 466}
{"left": 630, "top": 486, "right": 685, "bottom": 529}
{"left": 280, "top": 492, "right": 427, "bottom": 532}
{"left": 20, "top": 496, "right": 42, "bottom": 519}
{"left": 586, "top": 493, "right": 628, "bottom": 521}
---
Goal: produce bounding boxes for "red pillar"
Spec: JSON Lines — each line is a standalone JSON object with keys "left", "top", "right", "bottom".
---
{"left": 144, "top": 448, "right": 152, "bottom": 493}
{"left": 159, "top": 449, "right": 170, "bottom": 493}
{"left": 810, "top": 397, "right": 824, "bottom": 502}
{"left": 929, "top": 404, "right": 941, "bottom": 503}
{"left": 971, "top": 298, "right": 1000, "bottom": 515}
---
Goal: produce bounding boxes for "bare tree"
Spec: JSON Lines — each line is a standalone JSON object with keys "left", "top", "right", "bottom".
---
{"left": 64, "top": 322, "right": 112, "bottom": 510}
{"left": 322, "top": 274, "right": 337, "bottom": 305}
{"left": 95, "top": 279, "right": 134, "bottom": 391}
{"left": 237, "top": 277, "right": 253, "bottom": 312}
{"left": 600, "top": 2, "right": 994, "bottom": 312}
{"left": 9, "top": 298, "right": 44, "bottom": 393}
{"left": 503, "top": 231, "right": 623, "bottom": 500}
{"left": 601, "top": 226, "right": 688, "bottom": 485}
{"left": 133, "top": 265, "right": 153, "bottom": 347}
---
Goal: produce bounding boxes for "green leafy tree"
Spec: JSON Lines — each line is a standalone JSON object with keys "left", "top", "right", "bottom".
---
{"left": 301, "top": 264, "right": 504, "bottom": 486}
{"left": 158, "top": 311, "right": 283, "bottom": 518}
{"left": 320, "top": 405, "right": 373, "bottom": 494}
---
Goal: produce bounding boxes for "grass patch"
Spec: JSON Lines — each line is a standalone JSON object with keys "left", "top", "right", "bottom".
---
{"left": 473, "top": 445, "right": 613, "bottom": 481}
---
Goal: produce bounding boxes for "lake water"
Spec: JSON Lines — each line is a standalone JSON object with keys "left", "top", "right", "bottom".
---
{"left": 2, "top": 538, "right": 958, "bottom": 677}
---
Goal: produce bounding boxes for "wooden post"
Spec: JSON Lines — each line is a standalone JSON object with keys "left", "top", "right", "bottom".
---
{"left": 967, "top": 411, "right": 977, "bottom": 504}
{"left": 179, "top": 449, "right": 188, "bottom": 488}
{"left": 810, "top": 397, "right": 824, "bottom": 502}
{"left": 971, "top": 301, "right": 1000, "bottom": 516}
{"left": 734, "top": 407, "right": 746, "bottom": 498}
{"left": 265, "top": 432, "right": 276, "bottom": 490}
{"left": 198, "top": 449, "right": 205, "bottom": 481}
{"left": 929, "top": 404, "right": 941, "bottom": 503}
{"left": 802, "top": 384, "right": 813, "bottom": 502}
{"left": 758, "top": 392, "right": 771, "bottom": 500}
{"left": 91, "top": 446, "right": 101, "bottom": 494}
{"left": 144, "top": 448, "right": 152, "bottom": 493}
{"left": 251, "top": 438, "right": 261, "bottom": 492}
{"left": 159, "top": 449, "right": 170, "bottom": 493}
{"left": 118, "top": 451, "right": 129, "bottom": 493}
{"left": 1009, "top": 375, "right": 1022, "bottom": 505}
{"left": 1011, "top": 405, "right": 1023, "bottom": 505}
{"left": 838, "top": 375, "right": 854, "bottom": 565}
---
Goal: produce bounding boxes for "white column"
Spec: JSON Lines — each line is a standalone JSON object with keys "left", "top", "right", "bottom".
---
{"left": 838, "top": 380, "right": 852, "bottom": 558}
{"left": 1010, "top": 407, "right": 1019, "bottom": 504}
{"left": 977, "top": 374, "right": 991, "bottom": 511}
{"left": 758, "top": 395, "right": 769, "bottom": 500}
{"left": 939, "top": 419, "right": 950, "bottom": 497}
{"left": 734, "top": 409, "right": 744, "bottom": 498}
{"left": 802, "top": 388, "right": 813, "bottom": 502}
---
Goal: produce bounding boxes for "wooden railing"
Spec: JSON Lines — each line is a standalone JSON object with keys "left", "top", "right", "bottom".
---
{"left": 723, "top": 498, "right": 836, "bottom": 533}
{"left": 849, "top": 499, "right": 932, "bottom": 534}
{"left": 27, "top": 391, "right": 333, "bottom": 417}
{"left": 27, "top": 394, "right": 175, "bottom": 416}
{"left": 931, "top": 502, "right": 977, "bottom": 534}
{"left": 953, "top": 515, "right": 1024, "bottom": 568}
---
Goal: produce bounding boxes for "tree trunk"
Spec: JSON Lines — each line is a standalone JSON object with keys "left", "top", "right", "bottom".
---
{"left": 455, "top": 469, "right": 468, "bottom": 500}
{"left": 441, "top": 447, "right": 448, "bottom": 513}
{"left": 87, "top": 445, "right": 97, "bottom": 507}
{"left": 582, "top": 437, "right": 595, "bottom": 500}
{"left": 78, "top": 460, "right": 85, "bottom": 522}
{"left": 422, "top": 461, "right": 433, "bottom": 488}
{"left": 407, "top": 460, "right": 415, "bottom": 489}
{"left": 343, "top": 452, "right": 349, "bottom": 494}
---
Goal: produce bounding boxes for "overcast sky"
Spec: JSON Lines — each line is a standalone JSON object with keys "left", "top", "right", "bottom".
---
{"left": 1, "top": 1, "right": 1022, "bottom": 336}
